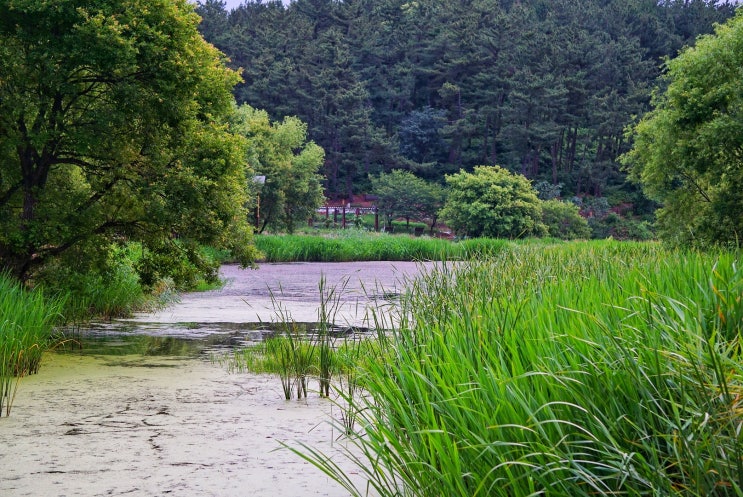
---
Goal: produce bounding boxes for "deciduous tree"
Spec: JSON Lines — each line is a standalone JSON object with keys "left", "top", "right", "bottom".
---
{"left": 370, "top": 170, "right": 446, "bottom": 232}
{"left": 623, "top": 11, "right": 743, "bottom": 247}
{"left": 230, "top": 105, "right": 324, "bottom": 234}
{"left": 440, "top": 166, "right": 547, "bottom": 238}
{"left": 0, "top": 0, "right": 258, "bottom": 281}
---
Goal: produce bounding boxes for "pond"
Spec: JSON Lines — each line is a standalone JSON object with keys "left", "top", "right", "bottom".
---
{"left": 0, "top": 261, "right": 429, "bottom": 497}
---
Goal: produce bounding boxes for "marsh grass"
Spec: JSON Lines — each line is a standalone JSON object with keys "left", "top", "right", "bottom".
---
{"left": 254, "top": 231, "right": 512, "bottom": 262}
{"left": 262, "top": 293, "right": 317, "bottom": 400}
{"left": 0, "top": 272, "right": 63, "bottom": 416}
{"left": 228, "top": 272, "right": 385, "bottom": 422}
{"left": 332, "top": 334, "right": 371, "bottom": 436}
{"left": 230, "top": 276, "right": 353, "bottom": 400}
{"left": 289, "top": 241, "right": 743, "bottom": 496}
{"left": 316, "top": 276, "right": 350, "bottom": 397}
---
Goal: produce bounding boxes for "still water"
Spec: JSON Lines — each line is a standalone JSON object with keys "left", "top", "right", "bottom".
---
{"left": 56, "top": 261, "right": 426, "bottom": 360}
{"left": 57, "top": 321, "right": 371, "bottom": 361}
{"left": 1, "top": 262, "right": 423, "bottom": 497}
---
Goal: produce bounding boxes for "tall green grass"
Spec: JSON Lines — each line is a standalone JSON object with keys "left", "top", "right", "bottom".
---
{"left": 40, "top": 242, "right": 183, "bottom": 323}
{"left": 255, "top": 231, "right": 511, "bottom": 262}
{"left": 228, "top": 274, "right": 377, "bottom": 406}
{"left": 291, "top": 241, "right": 743, "bottom": 496}
{"left": 0, "top": 273, "right": 63, "bottom": 416}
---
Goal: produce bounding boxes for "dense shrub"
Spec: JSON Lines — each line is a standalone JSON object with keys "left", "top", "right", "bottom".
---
{"left": 541, "top": 199, "right": 591, "bottom": 239}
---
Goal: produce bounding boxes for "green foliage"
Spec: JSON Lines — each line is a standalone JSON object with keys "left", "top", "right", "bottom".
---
{"left": 440, "top": 166, "right": 547, "bottom": 238}
{"left": 230, "top": 104, "right": 325, "bottom": 234}
{"left": 370, "top": 170, "right": 446, "bottom": 231}
{"left": 0, "top": 273, "right": 63, "bottom": 416}
{"left": 37, "top": 241, "right": 227, "bottom": 322}
{"left": 254, "top": 232, "right": 513, "bottom": 262}
{"left": 0, "top": 0, "right": 258, "bottom": 282}
{"left": 623, "top": 11, "right": 743, "bottom": 248}
{"left": 588, "top": 212, "right": 656, "bottom": 241}
{"left": 293, "top": 241, "right": 743, "bottom": 496}
{"left": 540, "top": 199, "right": 591, "bottom": 240}
{"left": 398, "top": 106, "right": 448, "bottom": 166}
{"left": 199, "top": 0, "right": 734, "bottom": 209}
{"left": 227, "top": 273, "right": 375, "bottom": 417}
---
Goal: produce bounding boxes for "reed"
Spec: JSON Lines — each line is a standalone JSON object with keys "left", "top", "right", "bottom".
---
{"left": 316, "top": 275, "right": 350, "bottom": 397}
{"left": 290, "top": 242, "right": 743, "bottom": 496}
{"left": 228, "top": 273, "right": 384, "bottom": 412}
{"left": 0, "top": 272, "right": 63, "bottom": 416}
{"left": 254, "top": 232, "right": 512, "bottom": 262}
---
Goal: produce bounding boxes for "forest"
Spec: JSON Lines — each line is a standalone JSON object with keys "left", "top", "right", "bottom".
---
{"left": 196, "top": 0, "right": 737, "bottom": 218}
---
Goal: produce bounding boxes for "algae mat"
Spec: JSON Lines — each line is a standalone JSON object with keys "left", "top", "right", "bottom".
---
{"left": 1, "top": 262, "right": 430, "bottom": 496}
{"left": 0, "top": 353, "right": 369, "bottom": 496}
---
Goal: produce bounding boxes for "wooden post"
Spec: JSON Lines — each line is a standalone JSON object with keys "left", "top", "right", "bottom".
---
{"left": 374, "top": 207, "right": 379, "bottom": 232}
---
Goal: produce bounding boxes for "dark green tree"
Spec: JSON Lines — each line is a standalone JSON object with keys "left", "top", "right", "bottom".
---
{"left": 370, "top": 170, "right": 446, "bottom": 232}
{"left": 195, "top": 0, "right": 230, "bottom": 46}
{"left": 398, "top": 107, "right": 448, "bottom": 167}
{"left": 197, "top": 0, "right": 736, "bottom": 225}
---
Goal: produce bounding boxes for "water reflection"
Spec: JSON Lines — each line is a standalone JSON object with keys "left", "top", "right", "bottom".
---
{"left": 55, "top": 321, "right": 371, "bottom": 360}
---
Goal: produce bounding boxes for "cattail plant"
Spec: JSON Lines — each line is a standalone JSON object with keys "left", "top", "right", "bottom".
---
{"left": 289, "top": 241, "right": 743, "bottom": 497}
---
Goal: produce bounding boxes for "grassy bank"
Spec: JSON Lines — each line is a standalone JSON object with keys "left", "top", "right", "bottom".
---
{"left": 0, "top": 273, "right": 63, "bottom": 416}
{"left": 0, "top": 241, "right": 226, "bottom": 417}
{"left": 254, "top": 231, "right": 512, "bottom": 262}
{"left": 290, "top": 241, "right": 742, "bottom": 496}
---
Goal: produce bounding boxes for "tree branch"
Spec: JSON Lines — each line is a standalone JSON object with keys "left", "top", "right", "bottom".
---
{"left": 679, "top": 171, "right": 712, "bottom": 203}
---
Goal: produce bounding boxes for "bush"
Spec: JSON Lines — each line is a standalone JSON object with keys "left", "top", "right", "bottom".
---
{"left": 541, "top": 199, "right": 591, "bottom": 239}
{"left": 440, "top": 166, "right": 547, "bottom": 239}
{"left": 589, "top": 213, "right": 656, "bottom": 241}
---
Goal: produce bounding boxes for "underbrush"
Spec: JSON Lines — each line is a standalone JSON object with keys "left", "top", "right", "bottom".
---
{"left": 290, "top": 241, "right": 742, "bottom": 496}
{"left": 40, "top": 242, "right": 227, "bottom": 323}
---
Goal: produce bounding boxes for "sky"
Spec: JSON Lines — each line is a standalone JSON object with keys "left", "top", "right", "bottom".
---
{"left": 219, "top": 0, "right": 291, "bottom": 10}
{"left": 214, "top": 0, "right": 741, "bottom": 11}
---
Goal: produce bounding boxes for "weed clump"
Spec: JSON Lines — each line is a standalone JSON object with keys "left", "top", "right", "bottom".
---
{"left": 0, "top": 273, "right": 63, "bottom": 416}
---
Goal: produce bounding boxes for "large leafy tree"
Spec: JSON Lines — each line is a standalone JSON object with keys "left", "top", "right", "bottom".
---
{"left": 230, "top": 105, "right": 325, "bottom": 234}
{"left": 623, "top": 11, "right": 743, "bottom": 247}
{"left": 370, "top": 170, "right": 446, "bottom": 232}
{"left": 0, "top": 0, "right": 258, "bottom": 281}
{"left": 440, "top": 166, "right": 547, "bottom": 239}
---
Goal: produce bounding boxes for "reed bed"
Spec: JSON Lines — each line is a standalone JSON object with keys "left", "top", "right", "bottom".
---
{"left": 228, "top": 274, "right": 381, "bottom": 405}
{"left": 291, "top": 241, "right": 743, "bottom": 496}
{"left": 254, "top": 231, "right": 511, "bottom": 262}
{"left": 0, "top": 273, "right": 63, "bottom": 416}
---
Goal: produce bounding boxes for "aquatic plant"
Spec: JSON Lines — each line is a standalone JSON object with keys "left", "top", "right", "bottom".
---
{"left": 254, "top": 231, "right": 512, "bottom": 263}
{"left": 289, "top": 242, "right": 743, "bottom": 496}
{"left": 0, "top": 272, "right": 62, "bottom": 416}
{"left": 316, "top": 276, "right": 348, "bottom": 398}
{"left": 229, "top": 272, "right": 383, "bottom": 416}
